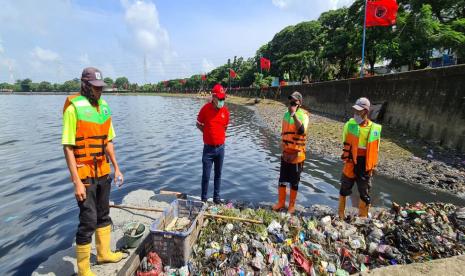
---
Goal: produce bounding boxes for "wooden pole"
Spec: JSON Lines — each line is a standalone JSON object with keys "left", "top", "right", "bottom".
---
{"left": 204, "top": 213, "right": 263, "bottom": 224}
{"left": 109, "top": 204, "right": 164, "bottom": 213}
{"left": 109, "top": 204, "right": 263, "bottom": 224}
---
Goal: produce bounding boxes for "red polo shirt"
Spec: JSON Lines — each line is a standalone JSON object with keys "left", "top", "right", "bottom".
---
{"left": 197, "top": 102, "right": 229, "bottom": 145}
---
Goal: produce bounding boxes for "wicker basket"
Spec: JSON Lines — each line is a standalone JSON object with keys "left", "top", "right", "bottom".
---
{"left": 150, "top": 199, "right": 206, "bottom": 268}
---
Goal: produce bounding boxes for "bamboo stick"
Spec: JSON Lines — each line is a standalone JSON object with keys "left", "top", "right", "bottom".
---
{"left": 109, "top": 204, "right": 165, "bottom": 212}
{"left": 204, "top": 213, "right": 263, "bottom": 224}
{"left": 109, "top": 204, "right": 263, "bottom": 224}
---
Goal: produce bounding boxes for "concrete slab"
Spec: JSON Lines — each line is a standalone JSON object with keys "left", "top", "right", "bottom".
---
{"left": 33, "top": 189, "right": 172, "bottom": 276}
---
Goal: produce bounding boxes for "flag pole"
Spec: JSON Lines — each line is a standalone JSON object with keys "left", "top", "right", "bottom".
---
{"left": 360, "top": 0, "right": 368, "bottom": 78}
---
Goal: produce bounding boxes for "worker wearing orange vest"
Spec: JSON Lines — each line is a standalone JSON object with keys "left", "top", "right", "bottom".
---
{"left": 338, "top": 97, "right": 382, "bottom": 219}
{"left": 273, "top": 91, "right": 309, "bottom": 214}
{"left": 62, "top": 67, "right": 124, "bottom": 276}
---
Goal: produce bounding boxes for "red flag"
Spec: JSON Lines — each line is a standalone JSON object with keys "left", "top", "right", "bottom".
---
{"left": 179, "top": 79, "right": 186, "bottom": 85}
{"left": 229, "top": 69, "right": 237, "bottom": 79}
{"left": 366, "top": 0, "right": 399, "bottom": 27}
{"left": 201, "top": 74, "right": 207, "bottom": 81}
{"left": 260, "top": 57, "right": 271, "bottom": 71}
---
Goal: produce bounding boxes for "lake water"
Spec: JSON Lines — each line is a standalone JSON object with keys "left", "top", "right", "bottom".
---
{"left": 0, "top": 94, "right": 463, "bottom": 275}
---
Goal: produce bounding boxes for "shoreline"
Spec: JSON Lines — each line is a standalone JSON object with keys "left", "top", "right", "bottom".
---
{"left": 219, "top": 95, "right": 465, "bottom": 198}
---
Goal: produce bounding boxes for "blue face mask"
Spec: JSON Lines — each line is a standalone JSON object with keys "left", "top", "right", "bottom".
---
{"left": 217, "top": 100, "right": 225, "bottom": 108}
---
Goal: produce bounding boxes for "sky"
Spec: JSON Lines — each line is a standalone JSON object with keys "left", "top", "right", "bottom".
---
{"left": 0, "top": 0, "right": 354, "bottom": 84}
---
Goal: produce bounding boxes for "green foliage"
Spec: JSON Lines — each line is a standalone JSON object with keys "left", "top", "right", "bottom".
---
{"left": 60, "top": 79, "right": 80, "bottom": 92}
{"left": 37, "top": 81, "right": 53, "bottom": 92}
{"left": 20, "top": 79, "right": 32, "bottom": 92}
{"left": 104, "top": 77, "right": 114, "bottom": 86}
{"left": 115, "top": 77, "right": 130, "bottom": 90}
{"left": 5, "top": 0, "right": 464, "bottom": 90}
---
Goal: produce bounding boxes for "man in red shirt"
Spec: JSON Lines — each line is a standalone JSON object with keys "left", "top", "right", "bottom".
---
{"left": 196, "top": 84, "right": 230, "bottom": 203}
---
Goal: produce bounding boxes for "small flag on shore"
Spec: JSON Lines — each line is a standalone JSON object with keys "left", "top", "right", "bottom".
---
{"left": 201, "top": 74, "right": 207, "bottom": 81}
{"left": 366, "top": 0, "right": 399, "bottom": 27}
{"left": 260, "top": 57, "right": 271, "bottom": 71}
{"left": 229, "top": 69, "right": 237, "bottom": 79}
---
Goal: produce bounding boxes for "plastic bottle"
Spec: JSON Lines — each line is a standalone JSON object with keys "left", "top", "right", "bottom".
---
{"left": 115, "top": 175, "right": 123, "bottom": 187}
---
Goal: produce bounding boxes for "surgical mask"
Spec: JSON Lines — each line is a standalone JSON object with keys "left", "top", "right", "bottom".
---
{"left": 217, "top": 100, "right": 225, "bottom": 108}
{"left": 354, "top": 114, "right": 364, "bottom": 124}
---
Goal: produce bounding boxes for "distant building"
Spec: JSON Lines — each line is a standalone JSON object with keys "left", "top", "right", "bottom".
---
{"left": 425, "top": 49, "right": 457, "bottom": 68}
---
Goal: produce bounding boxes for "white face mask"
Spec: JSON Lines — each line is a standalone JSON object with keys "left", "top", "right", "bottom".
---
{"left": 354, "top": 114, "right": 364, "bottom": 124}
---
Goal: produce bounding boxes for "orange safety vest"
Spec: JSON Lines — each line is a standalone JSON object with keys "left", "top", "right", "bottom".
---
{"left": 281, "top": 109, "right": 309, "bottom": 164}
{"left": 63, "top": 94, "right": 112, "bottom": 181}
{"left": 341, "top": 118, "right": 382, "bottom": 178}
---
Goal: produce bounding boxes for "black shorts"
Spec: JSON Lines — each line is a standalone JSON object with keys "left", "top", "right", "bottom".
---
{"left": 340, "top": 157, "right": 372, "bottom": 204}
{"left": 279, "top": 158, "right": 303, "bottom": 189}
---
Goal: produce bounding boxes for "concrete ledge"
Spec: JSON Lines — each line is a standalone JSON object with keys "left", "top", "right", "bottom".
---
{"left": 32, "top": 190, "right": 172, "bottom": 276}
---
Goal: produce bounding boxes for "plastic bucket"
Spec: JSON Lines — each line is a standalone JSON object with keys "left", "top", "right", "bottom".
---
{"left": 123, "top": 222, "right": 145, "bottom": 248}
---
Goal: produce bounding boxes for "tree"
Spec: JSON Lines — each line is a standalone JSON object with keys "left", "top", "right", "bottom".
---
{"left": 38, "top": 81, "right": 53, "bottom": 92}
{"left": 104, "top": 77, "right": 114, "bottom": 86}
{"left": 253, "top": 73, "right": 273, "bottom": 89}
{"left": 61, "top": 79, "right": 80, "bottom": 92}
{"left": 0, "top": 82, "right": 14, "bottom": 90}
{"left": 157, "top": 0, "right": 465, "bottom": 85}
{"left": 20, "top": 79, "right": 32, "bottom": 92}
{"left": 115, "top": 77, "right": 129, "bottom": 90}
{"left": 386, "top": 4, "right": 441, "bottom": 69}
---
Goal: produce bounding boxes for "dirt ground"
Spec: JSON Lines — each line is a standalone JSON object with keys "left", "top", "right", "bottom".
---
{"left": 221, "top": 95, "right": 465, "bottom": 197}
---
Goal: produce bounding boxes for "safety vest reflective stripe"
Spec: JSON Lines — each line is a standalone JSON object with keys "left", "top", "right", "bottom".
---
{"left": 341, "top": 118, "right": 381, "bottom": 172}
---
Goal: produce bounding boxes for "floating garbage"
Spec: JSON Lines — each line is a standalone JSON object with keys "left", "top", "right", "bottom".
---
{"left": 151, "top": 201, "right": 465, "bottom": 274}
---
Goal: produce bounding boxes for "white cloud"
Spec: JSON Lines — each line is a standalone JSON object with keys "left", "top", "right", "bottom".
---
{"left": 123, "top": 0, "right": 170, "bottom": 54}
{"left": 272, "top": 0, "right": 289, "bottom": 9}
{"left": 0, "top": 1, "right": 119, "bottom": 83}
{"left": 202, "top": 58, "right": 215, "bottom": 73}
{"left": 30, "top": 47, "right": 60, "bottom": 62}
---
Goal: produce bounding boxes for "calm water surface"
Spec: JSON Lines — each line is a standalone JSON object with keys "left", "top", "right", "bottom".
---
{"left": 0, "top": 95, "right": 463, "bottom": 275}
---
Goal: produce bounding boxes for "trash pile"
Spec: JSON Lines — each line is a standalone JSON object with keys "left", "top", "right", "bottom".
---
{"left": 140, "top": 202, "right": 465, "bottom": 275}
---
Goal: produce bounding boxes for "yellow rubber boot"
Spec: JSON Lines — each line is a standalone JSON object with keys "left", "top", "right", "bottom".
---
{"left": 338, "top": 196, "right": 347, "bottom": 219}
{"left": 96, "top": 225, "right": 123, "bottom": 264}
{"left": 76, "top": 243, "right": 95, "bottom": 276}
{"left": 288, "top": 189, "right": 298, "bottom": 214}
{"left": 358, "top": 200, "right": 370, "bottom": 218}
{"left": 272, "top": 186, "right": 287, "bottom": 211}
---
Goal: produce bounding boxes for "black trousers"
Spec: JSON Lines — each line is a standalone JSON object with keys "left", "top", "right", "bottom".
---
{"left": 76, "top": 175, "right": 112, "bottom": 245}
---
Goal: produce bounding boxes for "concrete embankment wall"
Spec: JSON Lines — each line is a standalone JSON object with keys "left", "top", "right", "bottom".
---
{"left": 228, "top": 65, "right": 465, "bottom": 152}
